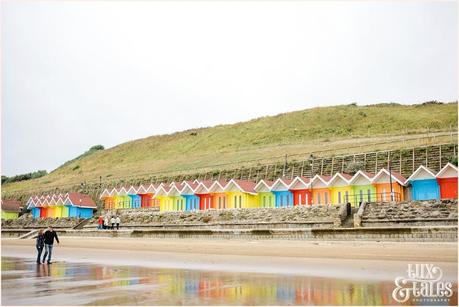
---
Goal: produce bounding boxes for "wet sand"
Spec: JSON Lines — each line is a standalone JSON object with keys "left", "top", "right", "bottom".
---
{"left": 2, "top": 237, "right": 458, "bottom": 281}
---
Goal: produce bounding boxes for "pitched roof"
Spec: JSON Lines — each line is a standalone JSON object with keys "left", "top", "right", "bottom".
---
{"left": 328, "top": 173, "right": 352, "bottom": 186}
{"left": 67, "top": 193, "right": 97, "bottom": 208}
{"left": 348, "top": 170, "right": 374, "bottom": 185}
{"left": 270, "top": 178, "right": 293, "bottom": 191}
{"left": 406, "top": 165, "right": 437, "bottom": 182}
{"left": 225, "top": 179, "right": 257, "bottom": 194}
{"left": 194, "top": 180, "right": 214, "bottom": 194}
{"left": 208, "top": 180, "right": 228, "bottom": 193}
{"left": 436, "top": 163, "right": 458, "bottom": 178}
{"left": 254, "top": 179, "right": 274, "bottom": 192}
{"left": 289, "top": 176, "right": 311, "bottom": 190}
{"left": 1, "top": 200, "right": 22, "bottom": 213}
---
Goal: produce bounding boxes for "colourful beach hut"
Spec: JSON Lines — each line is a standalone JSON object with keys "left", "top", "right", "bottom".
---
{"left": 289, "top": 176, "right": 312, "bottom": 206}
{"left": 310, "top": 175, "right": 332, "bottom": 205}
{"left": 127, "top": 186, "right": 141, "bottom": 209}
{"left": 57, "top": 195, "right": 68, "bottom": 217}
{"left": 224, "top": 179, "right": 258, "bottom": 209}
{"left": 406, "top": 165, "right": 440, "bottom": 201}
{"left": 51, "top": 194, "right": 64, "bottom": 218}
{"left": 137, "top": 184, "right": 154, "bottom": 208}
{"left": 328, "top": 173, "right": 353, "bottom": 205}
{"left": 194, "top": 180, "right": 214, "bottom": 210}
{"left": 1, "top": 200, "right": 21, "bottom": 220}
{"left": 156, "top": 185, "right": 174, "bottom": 212}
{"left": 100, "top": 188, "right": 116, "bottom": 210}
{"left": 436, "top": 163, "right": 458, "bottom": 199}
{"left": 270, "top": 178, "right": 294, "bottom": 208}
{"left": 64, "top": 193, "right": 97, "bottom": 218}
{"left": 26, "top": 196, "right": 41, "bottom": 218}
{"left": 254, "top": 179, "right": 275, "bottom": 208}
{"left": 167, "top": 183, "right": 186, "bottom": 211}
{"left": 348, "top": 171, "right": 376, "bottom": 205}
{"left": 208, "top": 180, "right": 229, "bottom": 209}
{"left": 371, "top": 168, "right": 406, "bottom": 202}
{"left": 181, "top": 181, "right": 200, "bottom": 211}
{"left": 115, "top": 187, "right": 132, "bottom": 209}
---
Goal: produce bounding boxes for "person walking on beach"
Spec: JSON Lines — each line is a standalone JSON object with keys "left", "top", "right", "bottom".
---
{"left": 115, "top": 216, "right": 120, "bottom": 230}
{"left": 110, "top": 216, "right": 115, "bottom": 230}
{"left": 32, "top": 229, "right": 45, "bottom": 264}
{"left": 97, "top": 215, "right": 104, "bottom": 230}
{"left": 42, "top": 226, "right": 59, "bottom": 264}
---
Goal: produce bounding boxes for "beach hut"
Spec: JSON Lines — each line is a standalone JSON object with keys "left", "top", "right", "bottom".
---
{"left": 156, "top": 185, "right": 173, "bottom": 212}
{"left": 44, "top": 195, "right": 55, "bottom": 218}
{"left": 270, "top": 178, "right": 294, "bottom": 208}
{"left": 127, "top": 186, "right": 142, "bottom": 209}
{"left": 254, "top": 180, "right": 275, "bottom": 208}
{"left": 310, "top": 175, "right": 332, "bottom": 205}
{"left": 224, "top": 179, "right": 258, "bottom": 209}
{"left": 100, "top": 188, "right": 116, "bottom": 210}
{"left": 194, "top": 180, "right": 214, "bottom": 210}
{"left": 208, "top": 180, "right": 229, "bottom": 209}
{"left": 1, "top": 200, "right": 21, "bottom": 220}
{"left": 51, "top": 194, "right": 64, "bottom": 218}
{"left": 26, "top": 196, "right": 41, "bottom": 218}
{"left": 168, "top": 183, "right": 186, "bottom": 211}
{"left": 57, "top": 195, "right": 68, "bottom": 217}
{"left": 348, "top": 171, "right": 376, "bottom": 205}
{"left": 371, "top": 168, "right": 406, "bottom": 202}
{"left": 328, "top": 173, "right": 353, "bottom": 205}
{"left": 436, "top": 163, "right": 458, "bottom": 199}
{"left": 406, "top": 165, "right": 440, "bottom": 201}
{"left": 289, "top": 176, "right": 312, "bottom": 206}
{"left": 65, "top": 193, "right": 97, "bottom": 218}
{"left": 181, "top": 181, "right": 200, "bottom": 211}
{"left": 115, "top": 187, "right": 132, "bottom": 209}
{"left": 137, "top": 184, "right": 154, "bottom": 208}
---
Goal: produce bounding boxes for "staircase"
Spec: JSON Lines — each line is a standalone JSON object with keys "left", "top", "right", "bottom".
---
{"left": 341, "top": 207, "right": 357, "bottom": 228}
{"left": 73, "top": 218, "right": 92, "bottom": 230}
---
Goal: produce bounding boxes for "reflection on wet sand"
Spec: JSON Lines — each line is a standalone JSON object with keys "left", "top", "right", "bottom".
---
{"left": 1, "top": 257, "right": 457, "bottom": 306}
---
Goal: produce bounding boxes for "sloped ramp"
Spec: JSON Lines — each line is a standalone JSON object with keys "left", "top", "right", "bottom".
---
{"left": 18, "top": 229, "right": 38, "bottom": 239}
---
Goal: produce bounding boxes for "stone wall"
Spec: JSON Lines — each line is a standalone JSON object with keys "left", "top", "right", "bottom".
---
{"left": 1, "top": 215, "right": 84, "bottom": 229}
{"left": 84, "top": 205, "right": 341, "bottom": 229}
{"left": 361, "top": 199, "right": 458, "bottom": 227}
{"left": 53, "top": 226, "right": 457, "bottom": 242}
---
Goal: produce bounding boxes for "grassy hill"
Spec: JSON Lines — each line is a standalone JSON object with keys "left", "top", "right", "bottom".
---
{"left": 2, "top": 102, "right": 457, "bottom": 195}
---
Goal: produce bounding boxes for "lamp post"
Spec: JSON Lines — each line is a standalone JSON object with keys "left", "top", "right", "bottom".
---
{"left": 389, "top": 155, "right": 394, "bottom": 202}
{"left": 309, "top": 155, "right": 314, "bottom": 205}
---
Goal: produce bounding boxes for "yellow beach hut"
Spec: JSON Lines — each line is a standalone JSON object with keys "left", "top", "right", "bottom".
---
{"left": 328, "top": 173, "right": 353, "bottom": 205}
{"left": 224, "top": 179, "right": 258, "bottom": 209}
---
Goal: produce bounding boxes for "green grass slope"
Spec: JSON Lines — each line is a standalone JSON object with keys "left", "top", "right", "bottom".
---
{"left": 2, "top": 102, "right": 457, "bottom": 194}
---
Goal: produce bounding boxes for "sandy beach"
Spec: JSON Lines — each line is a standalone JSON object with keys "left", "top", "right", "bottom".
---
{"left": 2, "top": 237, "right": 457, "bottom": 281}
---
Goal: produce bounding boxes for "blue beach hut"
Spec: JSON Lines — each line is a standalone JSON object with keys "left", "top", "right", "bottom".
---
{"left": 406, "top": 165, "right": 440, "bottom": 201}
{"left": 127, "top": 186, "right": 141, "bottom": 209}
{"left": 270, "top": 178, "right": 294, "bottom": 208}
{"left": 181, "top": 181, "right": 200, "bottom": 211}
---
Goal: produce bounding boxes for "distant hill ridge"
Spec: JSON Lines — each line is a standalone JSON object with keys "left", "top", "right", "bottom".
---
{"left": 2, "top": 102, "right": 457, "bottom": 197}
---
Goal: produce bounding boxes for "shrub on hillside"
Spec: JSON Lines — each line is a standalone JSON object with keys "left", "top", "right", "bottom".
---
{"left": 345, "top": 162, "right": 364, "bottom": 175}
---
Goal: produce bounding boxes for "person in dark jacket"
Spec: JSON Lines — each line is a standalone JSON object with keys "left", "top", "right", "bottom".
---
{"left": 32, "top": 229, "right": 45, "bottom": 264}
{"left": 42, "top": 226, "right": 59, "bottom": 264}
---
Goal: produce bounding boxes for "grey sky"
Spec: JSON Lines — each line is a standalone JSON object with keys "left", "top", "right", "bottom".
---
{"left": 1, "top": 1, "right": 457, "bottom": 176}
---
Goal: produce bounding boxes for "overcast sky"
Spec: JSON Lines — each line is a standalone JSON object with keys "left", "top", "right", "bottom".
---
{"left": 1, "top": 1, "right": 457, "bottom": 176}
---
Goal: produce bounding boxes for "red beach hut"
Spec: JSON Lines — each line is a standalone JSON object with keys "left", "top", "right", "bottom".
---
{"left": 436, "top": 163, "right": 458, "bottom": 199}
